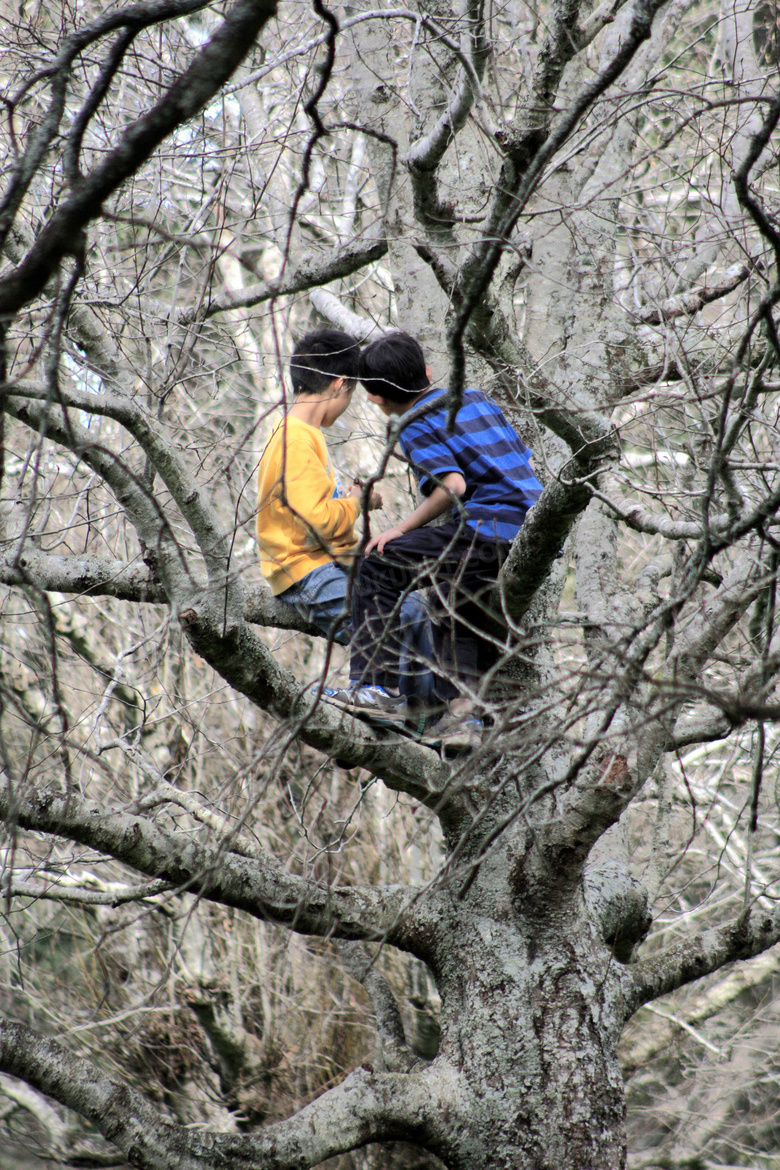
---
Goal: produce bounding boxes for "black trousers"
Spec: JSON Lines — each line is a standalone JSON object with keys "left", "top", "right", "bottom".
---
{"left": 350, "top": 520, "right": 509, "bottom": 704}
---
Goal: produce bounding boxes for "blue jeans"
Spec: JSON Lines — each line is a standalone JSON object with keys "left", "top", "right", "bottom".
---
{"left": 280, "top": 561, "right": 435, "bottom": 706}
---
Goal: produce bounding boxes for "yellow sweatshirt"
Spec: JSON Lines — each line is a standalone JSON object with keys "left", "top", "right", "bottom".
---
{"left": 256, "top": 416, "right": 361, "bottom": 595}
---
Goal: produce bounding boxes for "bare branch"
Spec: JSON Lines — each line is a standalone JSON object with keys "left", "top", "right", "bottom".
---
{"left": 6, "top": 384, "right": 239, "bottom": 596}
{"left": 229, "top": 7, "right": 485, "bottom": 98}
{"left": 0, "top": 0, "right": 216, "bottom": 252}
{"left": 668, "top": 705, "right": 734, "bottom": 748}
{"left": 3, "top": 877, "right": 174, "bottom": 907}
{"left": 499, "top": 474, "right": 590, "bottom": 622}
{"left": 621, "top": 947, "right": 780, "bottom": 1073}
{"left": 0, "top": 1073, "right": 69, "bottom": 1155}
{"left": 180, "top": 237, "right": 389, "bottom": 324}
{"left": 635, "top": 261, "right": 753, "bottom": 326}
{"left": 337, "top": 941, "right": 424, "bottom": 1072}
{"left": 0, "top": 546, "right": 317, "bottom": 633}
{"left": 733, "top": 92, "right": 780, "bottom": 272}
{"left": 586, "top": 473, "right": 729, "bottom": 540}
{"left": 664, "top": 548, "right": 769, "bottom": 683}
{"left": 448, "top": 0, "right": 667, "bottom": 402}
{"left": 309, "top": 288, "right": 388, "bottom": 339}
{"left": 0, "top": 0, "right": 279, "bottom": 317}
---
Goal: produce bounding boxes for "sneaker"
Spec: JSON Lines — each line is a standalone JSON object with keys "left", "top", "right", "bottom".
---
{"left": 314, "top": 684, "right": 408, "bottom": 731}
{"left": 423, "top": 710, "right": 484, "bottom": 755}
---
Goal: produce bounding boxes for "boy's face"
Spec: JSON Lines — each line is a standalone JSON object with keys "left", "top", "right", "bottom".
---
{"left": 366, "top": 391, "right": 402, "bottom": 417}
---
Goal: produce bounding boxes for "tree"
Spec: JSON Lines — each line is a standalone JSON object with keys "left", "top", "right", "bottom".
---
{"left": 1, "top": 0, "right": 780, "bottom": 1165}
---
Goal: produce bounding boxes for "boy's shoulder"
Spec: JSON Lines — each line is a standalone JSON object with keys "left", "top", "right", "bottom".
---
{"left": 264, "top": 414, "right": 325, "bottom": 449}
{"left": 403, "top": 386, "right": 505, "bottom": 432}
{"left": 259, "top": 416, "right": 327, "bottom": 477}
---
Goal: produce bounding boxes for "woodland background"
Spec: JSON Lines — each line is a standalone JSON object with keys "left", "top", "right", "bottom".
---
{"left": 1, "top": 0, "right": 780, "bottom": 1165}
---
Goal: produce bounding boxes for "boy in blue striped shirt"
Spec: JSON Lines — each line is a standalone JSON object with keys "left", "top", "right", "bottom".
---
{"left": 328, "top": 331, "right": 542, "bottom": 752}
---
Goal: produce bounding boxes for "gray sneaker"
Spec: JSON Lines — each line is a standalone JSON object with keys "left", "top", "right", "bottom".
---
{"left": 317, "top": 685, "right": 408, "bottom": 731}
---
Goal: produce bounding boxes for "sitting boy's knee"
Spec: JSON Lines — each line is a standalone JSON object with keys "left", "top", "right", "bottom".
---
{"left": 358, "top": 555, "right": 406, "bottom": 590}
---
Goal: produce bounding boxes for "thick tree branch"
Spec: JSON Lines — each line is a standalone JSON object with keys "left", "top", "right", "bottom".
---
{"left": 0, "top": 547, "right": 165, "bottom": 603}
{"left": 620, "top": 947, "right": 780, "bottom": 1073}
{"left": 499, "top": 475, "right": 591, "bottom": 622}
{"left": 0, "top": 1020, "right": 437, "bottom": 1169}
{"left": 0, "top": 1073, "right": 70, "bottom": 1157}
{"left": 626, "top": 910, "right": 780, "bottom": 1017}
{"left": 520, "top": 751, "right": 635, "bottom": 901}
{"left": 403, "top": 0, "right": 491, "bottom": 234}
{"left": 634, "top": 261, "right": 752, "bottom": 325}
{"left": 309, "top": 288, "right": 388, "bottom": 339}
{"left": 0, "top": 547, "right": 316, "bottom": 632}
{"left": 590, "top": 473, "right": 732, "bottom": 540}
{"left": 668, "top": 704, "right": 734, "bottom": 748}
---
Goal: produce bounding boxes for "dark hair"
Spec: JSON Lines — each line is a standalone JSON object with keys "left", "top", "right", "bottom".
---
{"left": 290, "top": 329, "right": 360, "bottom": 396}
{"left": 358, "top": 331, "right": 430, "bottom": 404}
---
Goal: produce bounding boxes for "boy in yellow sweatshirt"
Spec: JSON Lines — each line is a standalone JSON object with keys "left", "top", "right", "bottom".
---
{"left": 256, "top": 329, "right": 378, "bottom": 644}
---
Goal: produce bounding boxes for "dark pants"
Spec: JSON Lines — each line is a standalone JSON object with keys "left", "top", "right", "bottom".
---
{"left": 350, "top": 520, "right": 510, "bottom": 704}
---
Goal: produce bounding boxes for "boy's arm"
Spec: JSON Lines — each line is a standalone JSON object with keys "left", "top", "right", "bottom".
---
{"left": 364, "top": 472, "right": 466, "bottom": 556}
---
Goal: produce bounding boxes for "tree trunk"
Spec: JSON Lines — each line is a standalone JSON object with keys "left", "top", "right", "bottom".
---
{"left": 432, "top": 919, "right": 627, "bottom": 1169}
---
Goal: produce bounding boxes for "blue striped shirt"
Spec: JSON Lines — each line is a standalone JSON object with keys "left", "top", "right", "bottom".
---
{"left": 398, "top": 387, "right": 542, "bottom": 542}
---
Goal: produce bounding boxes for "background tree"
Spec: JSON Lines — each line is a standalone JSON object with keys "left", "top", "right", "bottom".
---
{"left": 1, "top": 0, "right": 780, "bottom": 1166}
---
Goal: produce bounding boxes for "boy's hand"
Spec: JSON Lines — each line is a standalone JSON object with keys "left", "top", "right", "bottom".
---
{"left": 364, "top": 525, "right": 405, "bottom": 556}
{"left": 350, "top": 482, "right": 383, "bottom": 510}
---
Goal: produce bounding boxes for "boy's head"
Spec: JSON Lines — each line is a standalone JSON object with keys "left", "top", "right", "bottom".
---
{"left": 358, "top": 331, "right": 430, "bottom": 409}
{"left": 290, "top": 329, "right": 361, "bottom": 397}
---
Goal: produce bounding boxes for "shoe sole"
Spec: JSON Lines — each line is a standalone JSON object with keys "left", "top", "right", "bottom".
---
{"left": 310, "top": 690, "right": 453, "bottom": 749}
{"left": 316, "top": 690, "right": 408, "bottom": 732}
